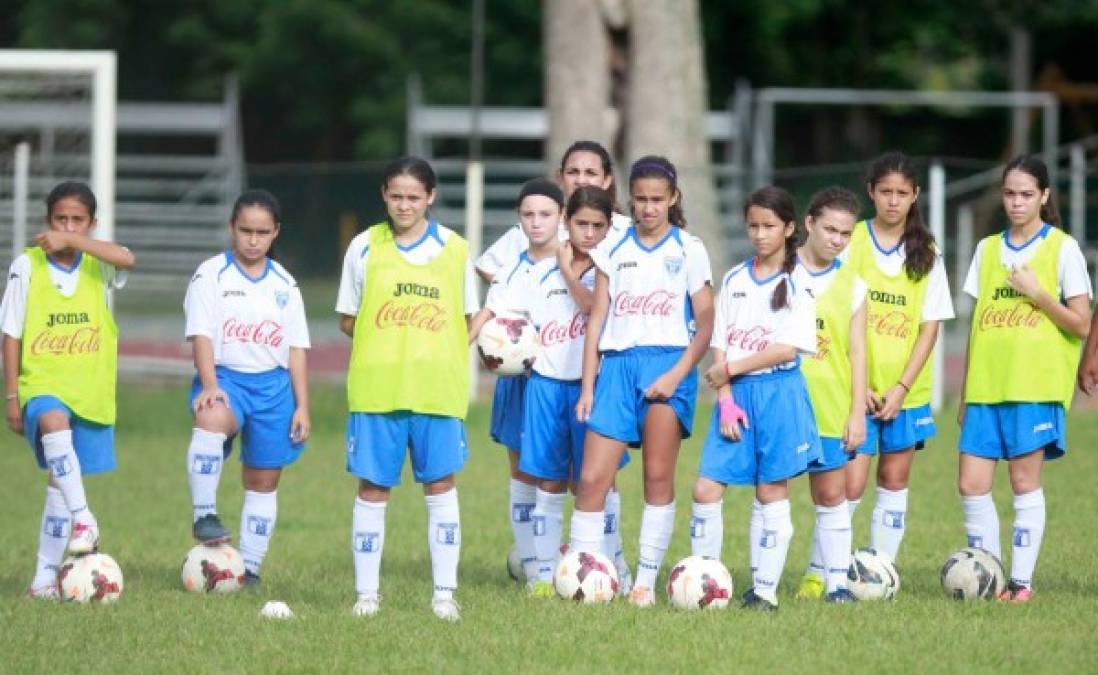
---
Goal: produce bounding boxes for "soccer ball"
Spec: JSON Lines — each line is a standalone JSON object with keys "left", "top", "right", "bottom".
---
{"left": 666, "top": 556, "right": 734, "bottom": 610}
{"left": 59, "top": 553, "right": 123, "bottom": 604}
{"left": 940, "top": 547, "right": 1006, "bottom": 600}
{"left": 847, "top": 547, "right": 900, "bottom": 600}
{"left": 477, "top": 312, "right": 537, "bottom": 376}
{"left": 181, "top": 543, "right": 246, "bottom": 594}
{"left": 506, "top": 544, "right": 526, "bottom": 583}
{"left": 554, "top": 550, "right": 619, "bottom": 603}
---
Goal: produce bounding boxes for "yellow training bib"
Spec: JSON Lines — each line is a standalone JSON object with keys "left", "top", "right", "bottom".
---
{"left": 802, "top": 262, "right": 859, "bottom": 438}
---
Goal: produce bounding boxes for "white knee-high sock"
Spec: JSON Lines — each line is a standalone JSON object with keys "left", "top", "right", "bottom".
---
{"left": 748, "top": 499, "right": 763, "bottom": 574}
{"left": 817, "top": 502, "right": 852, "bottom": 594}
{"left": 533, "top": 489, "right": 566, "bottom": 582}
{"left": 426, "top": 488, "right": 461, "bottom": 600}
{"left": 870, "top": 487, "right": 908, "bottom": 562}
{"left": 509, "top": 479, "right": 537, "bottom": 580}
{"left": 239, "top": 490, "right": 277, "bottom": 575}
{"left": 603, "top": 489, "right": 627, "bottom": 572}
{"left": 31, "top": 486, "right": 69, "bottom": 589}
{"left": 1010, "top": 489, "right": 1046, "bottom": 589}
{"left": 635, "top": 502, "right": 676, "bottom": 590}
{"left": 962, "top": 492, "right": 1000, "bottom": 560}
{"left": 41, "top": 430, "right": 94, "bottom": 525}
{"left": 186, "top": 428, "right": 226, "bottom": 521}
{"left": 690, "top": 500, "right": 723, "bottom": 559}
{"left": 568, "top": 509, "right": 605, "bottom": 554}
{"left": 805, "top": 520, "right": 825, "bottom": 579}
{"left": 848, "top": 498, "right": 861, "bottom": 518}
{"left": 352, "top": 498, "right": 387, "bottom": 598}
{"left": 754, "top": 500, "right": 793, "bottom": 603}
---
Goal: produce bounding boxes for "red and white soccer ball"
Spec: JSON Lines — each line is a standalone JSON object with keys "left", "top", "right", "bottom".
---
{"left": 477, "top": 312, "right": 537, "bottom": 376}
{"left": 554, "top": 549, "right": 619, "bottom": 603}
{"left": 666, "top": 555, "right": 734, "bottom": 610}
{"left": 59, "top": 552, "right": 124, "bottom": 604}
{"left": 181, "top": 544, "right": 246, "bottom": 594}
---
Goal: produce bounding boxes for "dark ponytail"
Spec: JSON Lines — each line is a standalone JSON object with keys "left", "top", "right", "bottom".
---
{"left": 745, "top": 186, "right": 799, "bottom": 311}
{"left": 1003, "top": 154, "right": 1061, "bottom": 227}
{"left": 231, "top": 189, "right": 282, "bottom": 261}
{"left": 866, "top": 152, "right": 935, "bottom": 281}
{"left": 629, "top": 155, "right": 686, "bottom": 228}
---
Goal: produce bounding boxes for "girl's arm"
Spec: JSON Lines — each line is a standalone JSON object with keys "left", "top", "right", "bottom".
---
{"left": 3, "top": 335, "right": 22, "bottom": 433}
{"left": 645, "top": 284, "right": 714, "bottom": 400}
{"left": 191, "top": 336, "right": 227, "bottom": 412}
{"left": 844, "top": 303, "right": 868, "bottom": 450}
{"left": 1078, "top": 308, "right": 1098, "bottom": 395}
{"left": 559, "top": 257, "right": 595, "bottom": 314}
{"left": 339, "top": 315, "right": 355, "bottom": 337}
{"left": 875, "top": 319, "right": 939, "bottom": 421}
{"left": 288, "top": 346, "right": 310, "bottom": 443}
{"left": 1008, "top": 264, "right": 1090, "bottom": 339}
{"left": 467, "top": 307, "right": 493, "bottom": 345}
{"left": 575, "top": 271, "right": 610, "bottom": 422}
{"left": 35, "top": 231, "right": 136, "bottom": 270}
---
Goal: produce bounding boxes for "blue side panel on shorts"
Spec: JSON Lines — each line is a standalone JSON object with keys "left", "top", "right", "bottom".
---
{"left": 959, "top": 402, "right": 1065, "bottom": 461}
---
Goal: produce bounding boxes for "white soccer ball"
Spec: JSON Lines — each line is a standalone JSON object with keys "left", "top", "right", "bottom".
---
{"left": 940, "top": 547, "right": 1006, "bottom": 600}
{"left": 847, "top": 547, "right": 900, "bottom": 600}
{"left": 506, "top": 544, "right": 526, "bottom": 583}
{"left": 554, "top": 550, "right": 619, "bottom": 603}
{"left": 477, "top": 313, "right": 537, "bottom": 376}
{"left": 666, "top": 556, "right": 734, "bottom": 610}
{"left": 181, "top": 544, "right": 246, "bottom": 594}
{"left": 59, "top": 553, "right": 124, "bottom": 604}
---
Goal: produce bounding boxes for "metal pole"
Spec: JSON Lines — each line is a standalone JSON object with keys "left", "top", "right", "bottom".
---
{"left": 1042, "top": 98, "right": 1059, "bottom": 189}
{"left": 928, "top": 160, "right": 946, "bottom": 412}
{"left": 13, "top": 141, "right": 30, "bottom": 260}
{"left": 1070, "top": 143, "right": 1086, "bottom": 244}
{"left": 469, "top": 0, "right": 485, "bottom": 162}
{"left": 955, "top": 203, "right": 975, "bottom": 319}
{"left": 90, "top": 52, "right": 116, "bottom": 242}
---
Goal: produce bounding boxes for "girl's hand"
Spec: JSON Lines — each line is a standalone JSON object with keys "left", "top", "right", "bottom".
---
{"left": 193, "top": 387, "right": 230, "bottom": 413}
{"left": 557, "top": 241, "right": 574, "bottom": 270}
{"left": 1078, "top": 353, "right": 1098, "bottom": 396}
{"left": 704, "top": 361, "right": 731, "bottom": 389}
{"left": 1006, "top": 263, "right": 1042, "bottom": 300}
{"left": 575, "top": 389, "right": 594, "bottom": 422}
{"left": 6, "top": 398, "right": 23, "bottom": 434}
{"left": 866, "top": 388, "right": 883, "bottom": 415}
{"left": 718, "top": 396, "right": 748, "bottom": 441}
{"left": 34, "top": 230, "right": 73, "bottom": 254}
{"left": 873, "top": 384, "right": 907, "bottom": 421}
{"left": 842, "top": 412, "right": 866, "bottom": 454}
{"left": 290, "top": 407, "right": 311, "bottom": 443}
{"left": 645, "top": 371, "right": 682, "bottom": 401}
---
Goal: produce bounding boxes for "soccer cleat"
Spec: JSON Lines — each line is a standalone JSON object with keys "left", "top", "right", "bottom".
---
{"left": 26, "top": 584, "right": 60, "bottom": 600}
{"left": 352, "top": 595, "right": 381, "bottom": 617}
{"left": 626, "top": 585, "right": 655, "bottom": 608}
{"left": 825, "top": 588, "right": 858, "bottom": 604}
{"left": 192, "top": 513, "right": 231, "bottom": 545}
{"left": 998, "top": 581, "right": 1034, "bottom": 604}
{"left": 431, "top": 597, "right": 461, "bottom": 622}
{"left": 528, "top": 580, "right": 555, "bottom": 599}
{"left": 794, "top": 573, "right": 826, "bottom": 600}
{"left": 615, "top": 561, "right": 634, "bottom": 597}
{"left": 740, "top": 588, "right": 778, "bottom": 612}
{"left": 242, "top": 570, "right": 261, "bottom": 591}
{"left": 67, "top": 521, "right": 99, "bottom": 555}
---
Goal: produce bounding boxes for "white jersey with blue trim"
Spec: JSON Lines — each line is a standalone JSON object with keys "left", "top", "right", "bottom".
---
{"left": 185, "top": 252, "right": 310, "bottom": 373}
{"left": 476, "top": 212, "right": 630, "bottom": 279}
{"left": 791, "top": 258, "right": 867, "bottom": 314}
{"left": 336, "top": 220, "right": 480, "bottom": 316}
{"left": 484, "top": 250, "right": 540, "bottom": 315}
{"left": 962, "top": 223, "right": 1092, "bottom": 300}
{"left": 713, "top": 259, "right": 816, "bottom": 375}
{"left": 589, "top": 225, "right": 712, "bottom": 352}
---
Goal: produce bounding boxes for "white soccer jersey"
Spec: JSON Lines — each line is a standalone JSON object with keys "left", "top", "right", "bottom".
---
{"left": 475, "top": 212, "right": 630, "bottom": 279}
{"left": 484, "top": 251, "right": 541, "bottom": 316}
{"left": 590, "top": 225, "right": 712, "bottom": 352}
{"left": 184, "top": 252, "right": 310, "bottom": 373}
{"left": 713, "top": 260, "right": 817, "bottom": 375}
{"left": 791, "top": 259, "right": 868, "bottom": 315}
{"left": 839, "top": 221, "right": 955, "bottom": 322}
{"left": 962, "top": 224, "right": 1092, "bottom": 300}
{"left": 336, "top": 221, "right": 480, "bottom": 316}
{"left": 0, "top": 253, "right": 126, "bottom": 339}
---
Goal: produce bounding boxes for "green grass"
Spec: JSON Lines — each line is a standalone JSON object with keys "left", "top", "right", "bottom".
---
{"left": 1, "top": 382, "right": 1096, "bottom": 673}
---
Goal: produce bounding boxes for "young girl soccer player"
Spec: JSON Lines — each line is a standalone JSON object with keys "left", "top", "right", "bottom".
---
{"left": 843, "top": 152, "right": 954, "bottom": 564}
{"left": 689, "top": 186, "right": 820, "bottom": 611}
{"left": 182, "top": 190, "right": 311, "bottom": 589}
{"left": 336, "top": 157, "right": 478, "bottom": 622}
{"left": 568, "top": 156, "right": 714, "bottom": 607}
{"left": 957, "top": 155, "right": 1091, "bottom": 603}
{"left": 0, "top": 182, "right": 135, "bottom": 598}
{"left": 470, "top": 177, "right": 564, "bottom": 584}
{"left": 789, "top": 187, "right": 867, "bottom": 603}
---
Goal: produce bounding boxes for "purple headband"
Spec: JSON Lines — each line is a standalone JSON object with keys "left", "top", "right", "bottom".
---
{"left": 631, "top": 162, "right": 676, "bottom": 181}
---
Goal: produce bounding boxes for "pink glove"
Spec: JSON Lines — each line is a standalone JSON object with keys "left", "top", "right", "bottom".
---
{"left": 718, "top": 395, "right": 749, "bottom": 430}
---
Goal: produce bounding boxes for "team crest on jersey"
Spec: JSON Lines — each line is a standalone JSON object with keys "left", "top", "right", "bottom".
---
{"left": 275, "top": 290, "right": 289, "bottom": 308}
{"left": 664, "top": 255, "right": 683, "bottom": 276}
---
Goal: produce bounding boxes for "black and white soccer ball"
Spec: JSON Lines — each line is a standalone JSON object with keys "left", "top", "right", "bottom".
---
{"left": 940, "top": 547, "right": 1006, "bottom": 600}
{"left": 847, "top": 547, "right": 900, "bottom": 600}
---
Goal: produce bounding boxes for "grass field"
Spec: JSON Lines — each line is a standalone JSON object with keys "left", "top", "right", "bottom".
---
{"left": 2, "top": 380, "right": 1096, "bottom": 674}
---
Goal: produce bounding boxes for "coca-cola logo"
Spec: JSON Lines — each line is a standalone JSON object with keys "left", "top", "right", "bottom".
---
{"left": 540, "top": 312, "right": 587, "bottom": 346}
{"left": 29, "top": 326, "right": 101, "bottom": 356}
{"left": 813, "top": 333, "right": 831, "bottom": 361}
{"left": 868, "top": 309, "right": 912, "bottom": 340}
{"left": 725, "top": 326, "right": 772, "bottom": 352}
{"left": 222, "top": 318, "right": 284, "bottom": 347}
{"left": 374, "top": 300, "right": 447, "bottom": 332}
{"left": 612, "top": 290, "right": 677, "bottom": 317}
{"left": 978, "top": 301, "right": 1042, "bottom": 330}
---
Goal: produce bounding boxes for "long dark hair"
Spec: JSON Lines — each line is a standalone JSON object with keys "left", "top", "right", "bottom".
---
{"left": 866, "top": 152, "right": 935, "bottom": 281}
{"left": 629, "top": 155, "right": 685, "bottom": 228}
{"left": 746, "top": 186, "right": 798, "bottom": 311}
{"left": 560, "top": 140, "right": 621, "bottom": 212}
{"left": 46, "top": 181, "right": 96, "bottom": 218}
{"left": 1003, "top": 154, "right": 1061, "bottom": 227}
{"left": 231, "top": 189, "right": 282, "bottom": 260}
{"left": 566, "top": 185, "right": 613, "bottom": 223}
